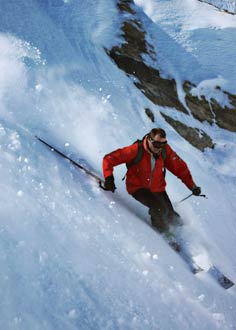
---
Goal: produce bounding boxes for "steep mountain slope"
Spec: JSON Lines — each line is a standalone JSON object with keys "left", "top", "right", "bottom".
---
{"left": 200, "top": 0, "right": 236, "bottom": 14}
{"left": 0, "top": 1, "right": 235, "bottom": 329}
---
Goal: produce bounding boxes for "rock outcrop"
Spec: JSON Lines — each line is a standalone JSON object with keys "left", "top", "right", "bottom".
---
{"left": 105, "top": 0, "right": 236, "bottom": 151}
{"left": 184, "top": 82, "right": 236, "bottom": 132}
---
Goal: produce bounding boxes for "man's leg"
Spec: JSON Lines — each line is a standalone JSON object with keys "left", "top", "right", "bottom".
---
{"left": 154, "top": 192, "right": 182, "bottom": 226}
{"left": 132, "top": 189, "right": 170, "bottom": 232}
{"left": 153, "top": 191, "right": 174, "bottom": 217}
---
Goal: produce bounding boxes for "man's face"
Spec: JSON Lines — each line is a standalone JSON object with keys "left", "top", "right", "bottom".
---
{"left": 148, "top": 134, "right": 167, "bottom": 154}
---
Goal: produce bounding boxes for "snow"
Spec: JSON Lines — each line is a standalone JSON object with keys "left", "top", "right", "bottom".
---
{"left": 202, "top": 0, "right": 236, "bottom": 13}
{"left": 0, "top": 0, "right": 235, "bottom": 329}
{"left": 135, "top": 0, "right": 236, "bottom": 92}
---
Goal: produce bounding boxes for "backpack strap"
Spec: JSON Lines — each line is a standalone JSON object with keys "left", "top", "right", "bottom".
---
{"left": 122, "top": 139, "right": 143, "bottom": 180}
{"left": 162, "top": 146, "right": 166, "bottom": 177}
{"left": 161, "top": 146, "right": 166, "bottom": 161}
{"left": 126, "top": 140, "right": 143, "bottom": 169}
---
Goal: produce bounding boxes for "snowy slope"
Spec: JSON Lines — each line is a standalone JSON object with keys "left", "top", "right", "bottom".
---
{"left": 0, "top": 1, "right": 236, "bottom": 329}
{"left": 135, "top": 0, "right": 236, "bottom": 92}
{"left": 201, "top": 0, "right": 236, "bottom": 13}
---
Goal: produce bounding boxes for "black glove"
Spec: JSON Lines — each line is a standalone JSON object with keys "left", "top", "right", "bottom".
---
{"left": 192, "top": 185, "right": 201, "bottom": 196}
{"left": 104, "top": 175, "right": 116, "bottom": 192}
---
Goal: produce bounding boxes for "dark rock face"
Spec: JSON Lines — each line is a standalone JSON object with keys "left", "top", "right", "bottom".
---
{"left": 184, "top": 82, "right": 236, "bottom": 132}
{"left": 106, "top": 0, "right": 187, "bottom": 113}
{"left": 183, "top": 81, "right": 215, "bottom": 126}
{"left": 161, "top": 113, "right": 215, "bottom": 151}
{"left": 145, "top": 108, "right": 155, "bottom": 122}
{"left": 106, "top": 0, "right": 236, "bottom": 151}
{"left": 107, "top": 49, "right": 188, "bottom": 113}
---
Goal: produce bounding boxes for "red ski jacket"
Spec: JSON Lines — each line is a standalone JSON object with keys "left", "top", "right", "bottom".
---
{"left": 103, "top": 136, "right": 195, "bottom": 195}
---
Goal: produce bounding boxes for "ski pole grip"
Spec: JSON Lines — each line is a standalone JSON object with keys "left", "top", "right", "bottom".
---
{"left": 200, "top": 194, "right": 207, "bottom": 199}
{"left": 99, "top": 180, "right": 109, "bottom": 191}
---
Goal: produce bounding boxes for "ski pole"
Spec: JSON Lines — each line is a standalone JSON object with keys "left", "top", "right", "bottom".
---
{"left": 177, "top": 193, "right": 207, "bottom": 204}
{"left": 177, "top": 193, "right": 193, "bottom": 203}
{"left": 36, "top": 136, "right": 105, "bottom": 185}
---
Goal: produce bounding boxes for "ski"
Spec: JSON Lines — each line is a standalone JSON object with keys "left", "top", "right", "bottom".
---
{"left": 207, "top": 265, "right": 234, "bottom": 289}
{"left": 163, "top": 230, "right": 234, "bottom": 289}
{"left": 163, "top": 231, "right": 204, "bottom": 274}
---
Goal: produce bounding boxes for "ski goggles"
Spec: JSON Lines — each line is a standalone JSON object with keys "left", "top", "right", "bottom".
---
{"left": 149, "top": 136, "right": 167, "bottom": 148}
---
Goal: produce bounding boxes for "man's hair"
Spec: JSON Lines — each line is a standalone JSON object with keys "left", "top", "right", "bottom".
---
{"left": 149, "top": 128, "right": 166, "bottom": 139}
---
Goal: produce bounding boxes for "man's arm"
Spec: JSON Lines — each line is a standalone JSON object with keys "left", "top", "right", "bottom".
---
{"left": 164, "top": 144, "right": 196, "bottom": 190}
{"left": 102, "top": 143, "right": 139, "bottom": 191}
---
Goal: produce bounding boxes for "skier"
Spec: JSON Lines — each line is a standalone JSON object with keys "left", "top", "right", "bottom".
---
{"left": 102, "top": 128, "right": 201, "bottom": 232}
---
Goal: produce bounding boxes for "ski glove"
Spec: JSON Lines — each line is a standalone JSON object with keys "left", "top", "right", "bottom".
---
{"left": 192, "top": 185, "right": 201, "bottom": 196}
{"left": 104, "top": 175, "right": 116, "bottom": 192}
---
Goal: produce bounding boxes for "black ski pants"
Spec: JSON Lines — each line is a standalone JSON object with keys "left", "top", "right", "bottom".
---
{"left": 132, "top": 188, "right": 176, "bottom": 232}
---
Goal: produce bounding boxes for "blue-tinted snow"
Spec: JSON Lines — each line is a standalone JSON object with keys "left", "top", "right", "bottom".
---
{"left": 0, "top": 1, "right": 235, "bottom": 329}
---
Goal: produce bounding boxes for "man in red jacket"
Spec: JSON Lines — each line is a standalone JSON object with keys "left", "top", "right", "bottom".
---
{"left": 103, "top": 128, "right": 201, "bottom": 232}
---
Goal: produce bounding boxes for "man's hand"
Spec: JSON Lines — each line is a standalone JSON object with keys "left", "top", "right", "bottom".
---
{"left": 192, "top": 185, "right": 201, "bottom": 196}
{"left": 104, "top": 175, "right": 116, "bottom": 192}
